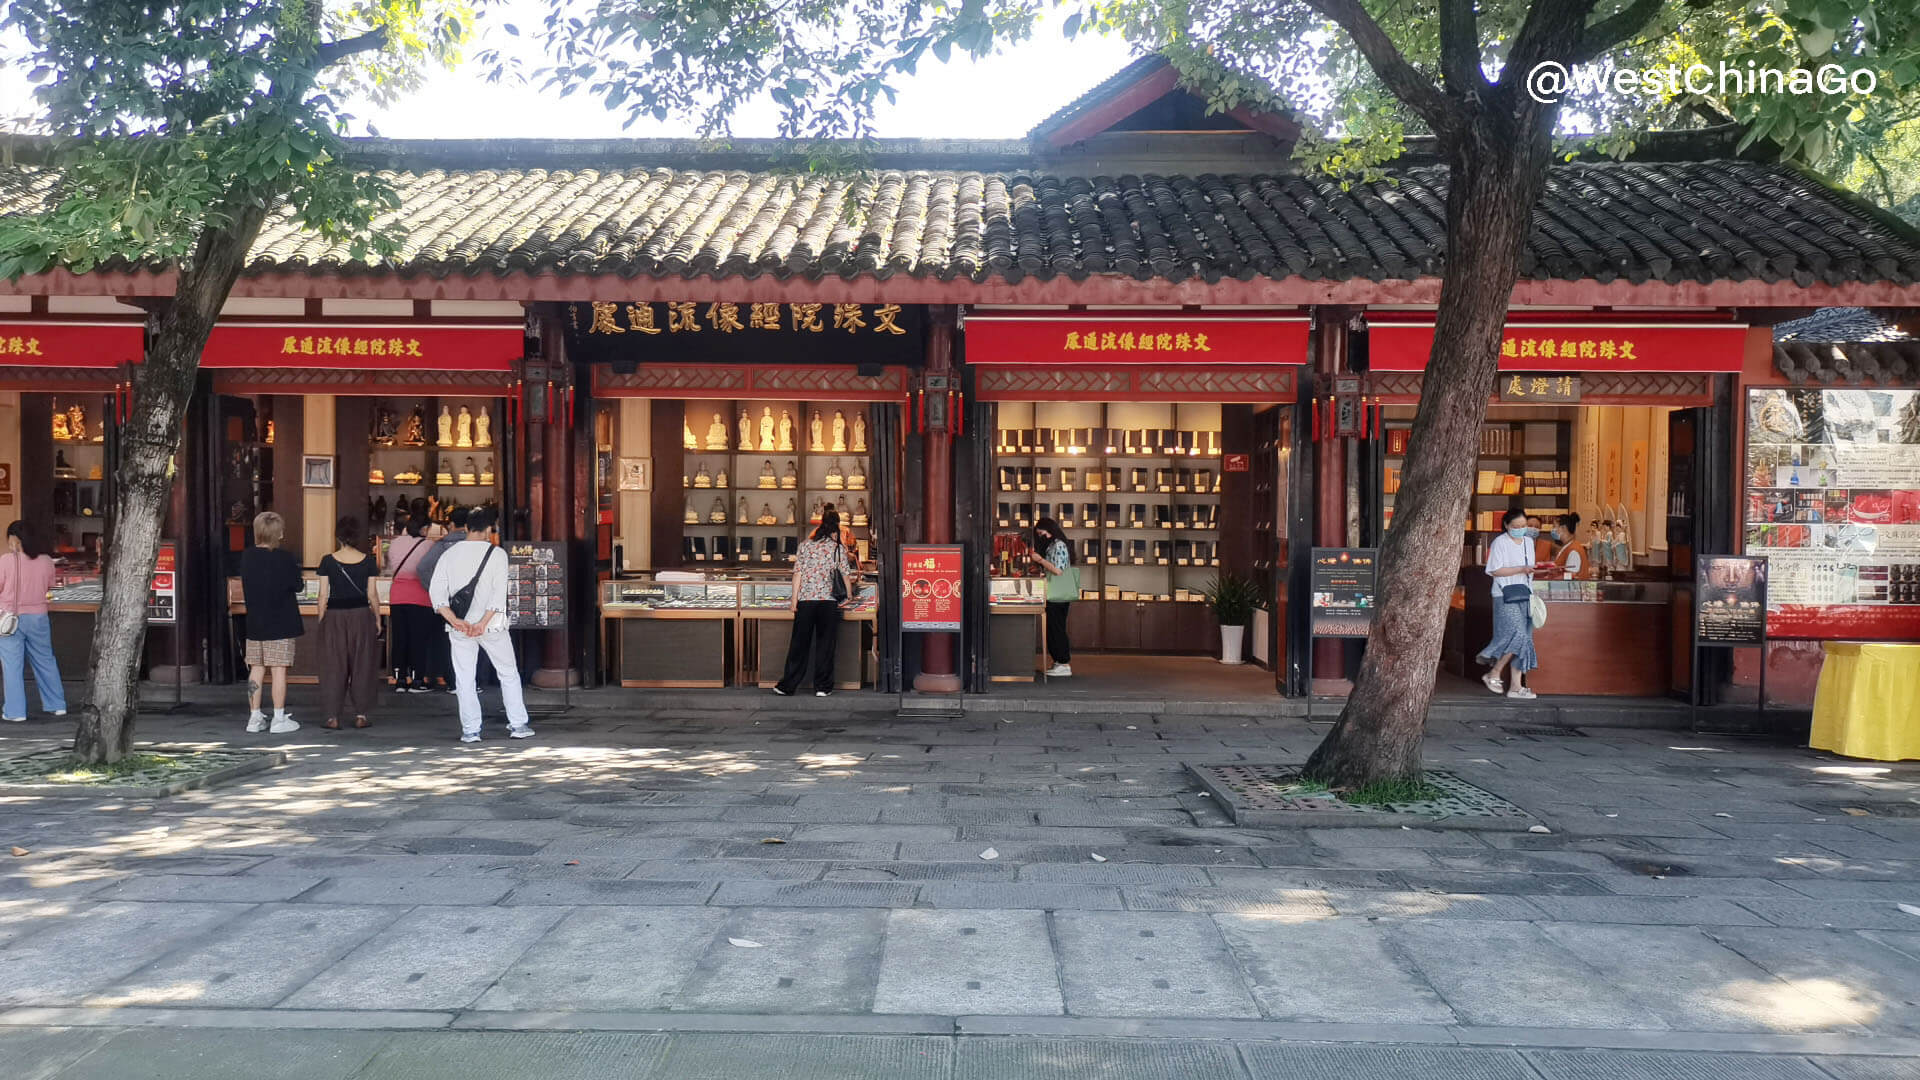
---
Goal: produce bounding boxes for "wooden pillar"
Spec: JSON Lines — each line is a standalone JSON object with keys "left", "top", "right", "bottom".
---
{"left": 913, "top": 306, "right": 961, "bottom": 694}
{"left": 534, "top": 354, "right": 578, "bottom": 688}
{"left": 1312, "top": 309, "right": 1351, "bottom": 689}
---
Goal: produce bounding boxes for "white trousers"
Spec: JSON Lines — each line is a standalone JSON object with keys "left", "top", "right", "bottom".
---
{"left": 447, "top": 630, "right": 529, "bottom": 735}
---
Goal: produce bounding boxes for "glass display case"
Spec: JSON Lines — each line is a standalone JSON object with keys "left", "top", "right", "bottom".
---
{"left": 1537, "top": 579, "right": 1671, "bottom": 604}
{"left": 990, "top": 576, "right": 1047, "bottom": 608}
{"left": 600, "top": 580, "right": 741, "bottom": 612}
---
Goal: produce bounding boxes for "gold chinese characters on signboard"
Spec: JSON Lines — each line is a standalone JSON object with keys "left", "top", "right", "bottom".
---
{"left": 280, "top": 334, "right": 424, "bottom": 358}
{"left": 1064, "top": 329, "right": 1211, "bottom": 353}
{"left": 582, "top": 301, "right": 907, "bottom": 337}
{"left": 1, "top": 336, "right": 45, "bottom": 356}
{"left": 1499, "top": 374, "right": 1581, "bottom": 403}
{"left": 1500, "top": 336, "right": 1637, "bottom": 361}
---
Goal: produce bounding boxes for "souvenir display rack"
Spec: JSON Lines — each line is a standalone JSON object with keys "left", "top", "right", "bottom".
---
{"left": 599, "top": 573, "right": 878, "bottom": 688}
{"left": 676, "top": 400, "right": 875, "bottom": 569}
{"left": 363, "top": 396, "right": 503, "bottom": 531}
{"left": 45, "top": 394, "right": 109, "bottom": 569}
{"left": 1380, "top": 412, "right": 1571, "bottom": 566}
{"left": 991, "top": 402, "right": 1224, "bottom": 652}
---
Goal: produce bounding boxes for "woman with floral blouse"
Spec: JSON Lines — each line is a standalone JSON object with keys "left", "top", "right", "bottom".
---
{"left": 774, "top": 508, "right": 856, "bottom": 697}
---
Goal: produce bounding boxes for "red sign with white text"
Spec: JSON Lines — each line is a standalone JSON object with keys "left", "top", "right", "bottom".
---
{"left": 1369, "top": 321, "right": 1747, "bottom": 373}
{"left": 201, "top": 324, "right": 520, "bottom": 370}
{"left": 967, "top": 314, "right": 1308, "bottom": 366}
{"left": 0, "top": 322, "right": 142, "bottom": 368}
{"left": 900, "top": 544, "right": 965, "bottom": 632}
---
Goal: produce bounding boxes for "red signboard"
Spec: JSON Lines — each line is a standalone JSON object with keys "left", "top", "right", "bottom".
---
{"left": 1766, "top": 605, "right": 1920, "bottom": 641}
{"left": 1223, "top": 454, "right": 1251, "bottom": 473}
{"left": 1368, "top": 321, "right": 1747, "bottom": 373}
{"left": 148, "top": 541, "right": 177, "bottom": 625}
{"left": 201, "top": 324, "right": 520, "bottom": 370}
{"left": 899, "top": 544, "right": 965, "bottom": 632}
{"left": 966, "top": 314, "right": 1309, "bottom": 366}
{"left": 0, "top": 322, "right": 141, "bottom": 368}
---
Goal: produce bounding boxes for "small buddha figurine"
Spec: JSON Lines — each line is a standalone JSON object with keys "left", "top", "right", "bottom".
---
{"left": 757, "top": 503, "right": 777, "bottom": 526}
{"left": 683, "top": 418, "right": 698, "bottom": 450}
{"left": 739, "top": 410, "right": 754, "bottom": 452}
{"left": 851, "top": 412, "right": 867, "bottom": 452}
{"left": 824, "top": 458, "right": 845, "bottom": 490}
{"left": 785, "top": 498, "right": 797, "bottom": 526}
{"left": 737, "top": 496, "right": 751, "bottom": 524}
{"left": 708, "top": 497, "right": 727, "bottom": 524}
{"left": 714, "top": 465, "right": 729, "bottom": 489}
{"left": 455, "top": 405, "right": 474, "bottom": 448}
{"left": 831, "top": 410, "right": 847, "bottom": 452}
{"left": 778, "top": 410, "right": 795, "bottom": 452}
{"left": 705, "top": 412, "right": 729, "bottom": 451}
{"left": 809, "top": 411, "right": 826, "bottom": 452}
{"left": 852, "top": 499, "right": 869, "bottom": 526}
{"left": 759, "top": 460, "right": 777, "bottom": 488}
{"left": 437, "top": 406, "right": 454, "bottom": 447}
{"left": 684, "top": 503, "right": 699, "bottom": 525}
{"left": 849, "top": 461, "right": 867, "bottom": 490}
{"left": 68, "top": 403, "right": 87, "bottom": 442}
{"left": 475, "top": 406, "right": 493, "bottom": 447}
{"left": 781, "top": 462, "right": 798, "bottom": 489}
{"left": 50, "top": 410, "right": 69, "bottom": 441}
{"left": 435, "top": 460, "right": 454, "bottom": 486}
{"left": 479, "top": 456, "right": 495, "bottom": 484}
{"left": 693, "top": 464, "right": 713, "bottom": 488}
{"left": 401, "top": 406, "right": 427, "bottom": 446}
{"left": 759, "top": 406, "right": 777, "bottom": 451}
{"left": 371, "top": 407, "right": 396, "bottom": 446}
{"left": 459, "top": 456, "right": 477, "bottom": 484}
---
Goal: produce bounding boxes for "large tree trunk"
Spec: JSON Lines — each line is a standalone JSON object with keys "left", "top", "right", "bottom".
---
{"left": 1303, "top": 113, "right": 1555, "bottom": 787}
{"left": 74, "top": 201, "right": 271, "bottom": 763}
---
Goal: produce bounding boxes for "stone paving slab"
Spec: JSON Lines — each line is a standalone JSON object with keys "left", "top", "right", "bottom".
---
{"left": 474, "top": 909, "right": 729, "bottom": 1012}
{"left": 1524, "top": 1049, "right": 1831, "bottom": 1079}
{"left": 1526, "top": 895, "right": 1773, "bottom": 926}
{"left": 648, "top": 1033, "right": 950, "bottom": 1080}
{"left": 1052, "top": 912, "right": 1261, "bottom": 1019}
{"left": 873, "top": 910, "right": 1063, "bottom": 1016}
{"left": 356, "top": 1032, "right": 670, "bottom": 1080}
{"left": 1241, "top": 1043, "right": 1535, "bottom": 1080}
{"left": 280, "top": 906, "right": 569, "bottom": 1010}
{"left": 297, "top": 876, "right": 513, "bottom": 906}
{"left": 84, "top": 874, "right": 318, "bottom": 903}
{"left": 954, "top": 1036, "right": 1249, "bottom": 1080}
{"left": 670, "top": 909, "right": 887, "bottom": 1014}
{"left": 1389, "top": 920, "right": 1667, "bottom": 1030}
{"left": 1814, "top": 1058, "right": 1920, "bottom": 1079}
{"left": 0, "top": 902, "right": 246, "bottom": 1007}
{"left": 709, "top": 881, "right": 920, "bottom": 908}
{"left": 0, "top": 1026, "right": 115, "bottom": 1080}
{"left": 1214, "top": 915, "right": 1455, "bottom": 1025}
{"left": 500, "top": 880, "right": 717, "bottom": 906}
{"left": 87, "top": 904, "right": 403, "bottom": 1008}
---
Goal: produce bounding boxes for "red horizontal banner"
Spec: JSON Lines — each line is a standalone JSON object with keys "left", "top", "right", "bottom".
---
{"left": 202, "top": 324, "right": 520, "bottom": 371}
{"left": 966, "top": 314, "right": 1308, "bottom": 366}
{"left": 1369, "top": 321, "right": 1747, "bottom": 373}
{"left": 1768, "top": 604, "right": 1920, "bottom": 642}
{"left": 0, "top": 322, "right": 141, "bottom": 368}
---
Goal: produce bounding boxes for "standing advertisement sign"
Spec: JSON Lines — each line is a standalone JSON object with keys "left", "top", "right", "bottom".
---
{"left": 900, "top": 544, "right": 964, "bottom": 632}
{"left": 1692, "top": 554, "right": 1769, "bottom": 734}
{"left": 1307, "top": 548, "right": 1378, "bottom": 721}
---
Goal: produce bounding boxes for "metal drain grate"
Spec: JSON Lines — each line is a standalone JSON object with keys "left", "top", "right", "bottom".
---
{"left": 1190, "top": 764, "right": 1532, "bottom": 820}
{"left": 1501, "top": 725, "right": 1586, "bottom": 738}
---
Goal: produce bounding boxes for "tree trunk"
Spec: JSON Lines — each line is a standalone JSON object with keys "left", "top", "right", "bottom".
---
{"left": 1303, "top": 113, "right": 1554, "bottom": 787}
{"left": 73, "top": 201, "right": 271, "bottom": 763}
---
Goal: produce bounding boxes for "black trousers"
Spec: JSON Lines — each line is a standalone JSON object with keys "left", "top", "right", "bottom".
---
{"left": 1045, "top": 601, "right": 1071, "bottom": 665}
{"left": 390, "top": 605, "right": 441, "bottom": 684}
{"left": 778, "top": 600, "right": 843, "bottom": 693}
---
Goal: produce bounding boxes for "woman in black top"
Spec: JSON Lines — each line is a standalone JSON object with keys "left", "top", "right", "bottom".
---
{"left": 316, "top": 515, "right": 379, "bottom": 730}
{"left": 240, "top": 511, "right": 304, "bottom": 734}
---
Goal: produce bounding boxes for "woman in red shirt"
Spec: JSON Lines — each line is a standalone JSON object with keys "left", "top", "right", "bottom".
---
{"left": 0, "top": 521, "right": 68, "bottom": 722}
{"left": 384, "top": 504, "right": 440, "bottom": 693}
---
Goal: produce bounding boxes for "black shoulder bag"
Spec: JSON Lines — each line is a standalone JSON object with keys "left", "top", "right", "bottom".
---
{"left": 448, "top": 546, "right": 496, "bottom": 620}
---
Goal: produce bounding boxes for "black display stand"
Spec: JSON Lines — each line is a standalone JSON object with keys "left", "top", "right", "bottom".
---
{"left": 507, "top": 540, "right": 572, "bottom": 716}
{"left": 1305, "top": 547, "right": 1378, "bottom": 723}
{"left": 142, "top": 539, "right": 189, "bottom": 713}
{"left": 1690, "top": 555, "right": 1768, "bottom": 736}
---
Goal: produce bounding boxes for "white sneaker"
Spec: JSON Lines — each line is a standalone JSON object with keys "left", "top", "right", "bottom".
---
{"left": 460, "top": 732, "right": 481, "bottom": 743}
{"left": 508, "top": 726, "right": 536, "bottom": 739}
{"left": 1046, "top": 664, "right": 1072, "bottom": 677}
{"left": 51, "top": 710, "right": 65, "bottom": 717}
{"left": 1481, "top": 672, "right": 1505, "bottom": 695}
{"left": 268, "top": 716, "right": 299, "bottom": 734}
{"left": 1507, "top": 686, "right": 1537, "bottom": 700}
{"left": 4, "top": 716, "right": 23, "bottom": 724}
{"left": 245, "top": 713, "right": 267, "bottom": 733}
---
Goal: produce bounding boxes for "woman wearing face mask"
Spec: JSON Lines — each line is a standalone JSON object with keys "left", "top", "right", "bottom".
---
{"left": 1477, "top": 508, "right": 1538, "bottom": 700}
{"left": 1551, "top": 513, "right": 1593, "bottom": 580}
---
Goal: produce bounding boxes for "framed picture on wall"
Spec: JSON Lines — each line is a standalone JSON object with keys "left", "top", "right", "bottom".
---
{"left": 301, "top": 455, "right": 335, "bottom": 488}
{"left": 617, "top": 457, "right": 652, "bottom": 492}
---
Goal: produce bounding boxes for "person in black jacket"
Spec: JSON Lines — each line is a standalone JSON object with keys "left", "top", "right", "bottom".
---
{"left": 240, "top": 511, "right": 304, "bottom": 734}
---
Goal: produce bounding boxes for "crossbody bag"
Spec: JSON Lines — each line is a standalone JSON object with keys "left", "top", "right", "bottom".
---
{"left": 448, "top": 546, "right": 497, "bottom": 622}
{"left": 0, "top": 553, "right": 18, "bottom": 637}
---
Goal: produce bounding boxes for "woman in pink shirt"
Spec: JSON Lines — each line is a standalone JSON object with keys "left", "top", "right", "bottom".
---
{"left": 0, "top": 521, "right": 67, "bottom": 722}
{"left": 384, "top": 505, "right": 441, "bottom": 693}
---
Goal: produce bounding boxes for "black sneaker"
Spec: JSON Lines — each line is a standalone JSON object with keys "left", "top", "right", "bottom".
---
{"left": 772, "top": 687, "right": 791, "bottom": 696}
{"left": 815, "top": 689, "right": 833, "bottom": 698}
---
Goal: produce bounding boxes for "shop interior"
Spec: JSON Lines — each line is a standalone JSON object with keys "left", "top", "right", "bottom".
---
{"left": 1377, "top": 403, "right": 1680, "bottom": 697}
{"left": 9, "top": 392, "right": 116, "bottom": 676}
{"left": 596, "top": 398, "right": 883, "bottom": 689}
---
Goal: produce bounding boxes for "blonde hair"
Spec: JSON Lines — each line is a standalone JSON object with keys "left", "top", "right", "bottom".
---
{"left": 253, "top": 511, "right": 285, "bottom": 549}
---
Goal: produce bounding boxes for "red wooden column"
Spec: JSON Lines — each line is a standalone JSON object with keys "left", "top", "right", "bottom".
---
{"left": 533, "top": 327, "right": 578, "bottom": 688}
{"left": 1312, "top": 307, "right": 1351, "bottom": 691}
{"left": 914, "top": 306, "right": 962, "bottom": 694}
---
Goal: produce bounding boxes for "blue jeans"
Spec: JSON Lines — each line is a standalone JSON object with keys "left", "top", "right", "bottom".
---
{"left": 1, "top": 614, "right": 67, "bottom": 719}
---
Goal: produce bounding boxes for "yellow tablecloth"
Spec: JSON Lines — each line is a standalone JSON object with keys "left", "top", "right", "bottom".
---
{"left": 1811, "top": 642, "right": 1920, "bottom": 762}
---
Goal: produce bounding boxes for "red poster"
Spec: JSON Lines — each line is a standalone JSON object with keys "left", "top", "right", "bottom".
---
{"left": 966, "top": 314, "right": 1308, "bottom": 366}
{"left": 148, "top": 541, "right": 177, "bottom": 625}
{"left": 0, "top": 322, "right": 142, "bottom": 368}
{"left": 1767, "top": 605, "right": 1920, "bottom": 642}
{"left": 1368, "top": 320, "right": 1747, "bottom": 373}
{"left": 201, "top": 324, "right": 520, "bottom": 371}
{"left": 1223, "top": 454, "right": 1250, "bottom": 473}
{"left": 900, "top": 544, "right": 964, "bottom": 632}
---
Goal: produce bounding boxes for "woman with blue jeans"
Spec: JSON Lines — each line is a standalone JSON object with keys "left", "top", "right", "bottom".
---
{"left": 0, "top": 521, "right": 67, "bottom": 722}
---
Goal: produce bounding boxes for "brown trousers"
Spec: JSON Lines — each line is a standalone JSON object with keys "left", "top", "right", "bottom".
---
{"left": 317, "top": 606, "right": 379, "bottom": 721}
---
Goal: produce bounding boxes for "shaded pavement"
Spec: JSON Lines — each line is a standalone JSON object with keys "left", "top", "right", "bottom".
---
{"left": 0, "top": 698, "right": 1916, "bottom": 1077}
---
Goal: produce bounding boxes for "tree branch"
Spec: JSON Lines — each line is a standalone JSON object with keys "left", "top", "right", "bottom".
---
{"left": 1300, "top": 0, "right": 1456, "bottom": 135}
{"left": 316, "top": 27, "right": 388, "bottom": 68}
{"left": 1502, "top": 0, "right": 1601, "bottom": 88}
{"left": 1569, "top": 0, "right": 1667, "bottom": 65}
{"left": 1437, "top": 0, "right": 1482, "bottom": 96}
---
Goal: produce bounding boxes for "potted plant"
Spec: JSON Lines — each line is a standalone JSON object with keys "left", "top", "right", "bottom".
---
{"left": 1203, "top": 573, "right": 1262, "bottom": 665}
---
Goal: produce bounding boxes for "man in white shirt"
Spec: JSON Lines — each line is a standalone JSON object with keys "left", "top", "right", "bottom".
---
{"left": 429, "top": 508, "right": 533, "bottom": 742}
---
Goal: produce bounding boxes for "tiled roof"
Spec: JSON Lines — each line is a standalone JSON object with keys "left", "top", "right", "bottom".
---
{"left": 1773, "top": 306, "right": 1911, "bottom": 342}
{"left": 5, "top": 154, "right": 1920, "bottom": 287}
{"left": 1028, "top": 53, "right": 1167, "bottom": 141}
{"left": 1774, "top": 339, "right": 1920, "bottom": 383}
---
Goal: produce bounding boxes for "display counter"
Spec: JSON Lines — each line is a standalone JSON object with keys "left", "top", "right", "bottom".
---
{"left": 46, "top": 578, "right": 100, "bottom": 681}
{"left": 600, "top": 574, "right": 877, "bottom": 689}
{"left": 989, "top": 577, "right": 1047, "bottom": 682}
{"left": 227, "top": 576, "right": 393, "bottom": 684}
{"left": 1451, "top": 578, "right": 1673, "bottom": 696}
